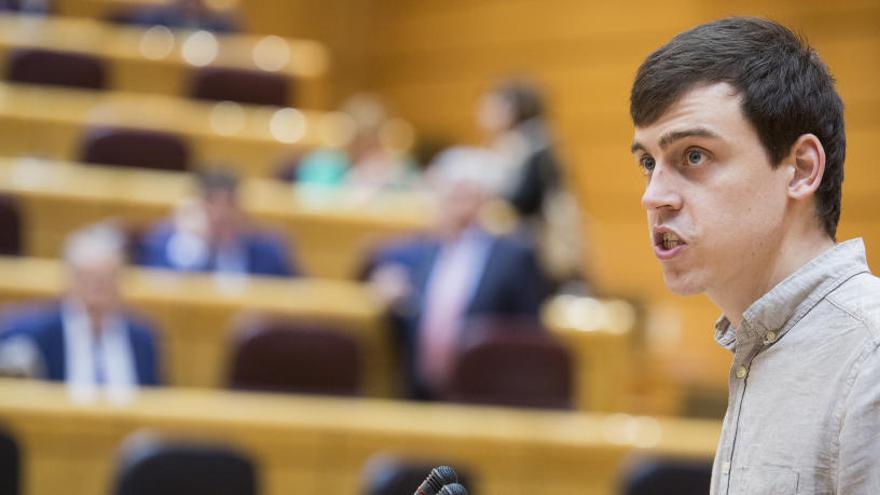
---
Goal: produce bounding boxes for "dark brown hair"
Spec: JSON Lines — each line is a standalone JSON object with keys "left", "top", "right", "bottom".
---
{"left": 630, "top": 17, "right": 845, "bottom": 239}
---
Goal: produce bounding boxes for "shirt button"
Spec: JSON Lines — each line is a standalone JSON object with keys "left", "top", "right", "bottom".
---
{"left": 764, "top": 331, "right": 777, "bottom": 344}
{"left": 735, "top": 366, "right": 748, "bottom": 379}
{"left": 722, "top": 461, "right": 731, "bottom": 474}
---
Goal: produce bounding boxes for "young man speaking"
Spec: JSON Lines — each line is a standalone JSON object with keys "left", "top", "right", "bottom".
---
{"left": 630, "top": 17, "right": 879, "bottom": 494}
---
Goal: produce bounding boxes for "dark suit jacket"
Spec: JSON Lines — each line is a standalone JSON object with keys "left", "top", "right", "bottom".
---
{"left": 374, "top": 231, "right": 548, "bottom": 398}
{"left": 138, "top": 222, "right": 298, "bottom": 278}
{"left": 0, "top": 303, "right": 161, "bottom": 385}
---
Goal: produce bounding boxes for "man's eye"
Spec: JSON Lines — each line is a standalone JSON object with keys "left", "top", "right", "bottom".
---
{"left": 685, "top": 149, "right": 705, "bottom": 166}
{"left": 640, "top": 156, "right": 656, "bottom": 173}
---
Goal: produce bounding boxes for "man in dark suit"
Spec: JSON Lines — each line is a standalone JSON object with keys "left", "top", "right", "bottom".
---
{"left": 0, "top": 224, "right": 160, "bottom": 387}
{"left": 138, "top": 169, "right": 299, "bottom": 278}
{"left": 369, "top": 147, "right": 548, "bottom": 400}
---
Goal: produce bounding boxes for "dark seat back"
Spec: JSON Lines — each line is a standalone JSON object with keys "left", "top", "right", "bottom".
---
{"left": 0, "top": 427, "right": 20, "bottom": 495}
{"left": 444, "top": 317, "right": 573, "bottom": 409}
{"left": 0, "top": 195, "right": 22, "bottom": 256}
{"left": 190, "top": 67, "right": 290, "bottom": 107}
{"left": 228, "top": 315, "right": 362, "bottom": 396}
{"left": 6, "top": 47, "right": 105, "bottom": 89}
{"left": 112, "top": 436, "right": 257, "bottom": 495}
{"left": 78, "top": 127, "right": 190, "bottom": 172}
{"left": 620, "top": 457, "right": 713, "bottom": 495}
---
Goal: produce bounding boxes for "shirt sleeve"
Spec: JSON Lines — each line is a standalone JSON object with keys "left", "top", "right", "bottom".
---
{"left": 837, "top": 342, "right": 880, "bottom": 492}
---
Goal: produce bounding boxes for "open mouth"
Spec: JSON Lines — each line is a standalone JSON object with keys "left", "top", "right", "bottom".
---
{"left": 658, "top": 231, "right": 685, "bottom": 250}
{"left": 653, "top": 228, "right": 687, "bottom": 258}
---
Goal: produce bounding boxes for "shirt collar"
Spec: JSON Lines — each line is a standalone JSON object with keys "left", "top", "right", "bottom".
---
{"left": 715, "top": 238, "right": 870, "bottom": 354}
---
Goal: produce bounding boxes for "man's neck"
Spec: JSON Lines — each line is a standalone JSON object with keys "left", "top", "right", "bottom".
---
{"left": 709, "top": 229, "right": 835, "bottom": 328}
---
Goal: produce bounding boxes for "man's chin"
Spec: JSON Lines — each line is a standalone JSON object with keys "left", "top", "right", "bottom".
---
{"left": 662, "top": 273, "right": 705, "bottom": 296}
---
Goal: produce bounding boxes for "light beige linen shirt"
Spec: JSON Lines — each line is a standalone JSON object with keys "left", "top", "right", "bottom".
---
{"left": 710, "top": 239, "right": 880, "bottom": 495}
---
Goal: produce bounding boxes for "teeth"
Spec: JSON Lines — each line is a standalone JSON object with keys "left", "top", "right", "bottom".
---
{"left": 660, "top": 232, "right": 683, "bottom": 250}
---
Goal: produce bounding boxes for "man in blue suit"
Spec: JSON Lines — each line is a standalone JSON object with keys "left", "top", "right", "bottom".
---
{"left": 369, "top": 148, "right": 548, "bottom": 400}
{"left": 138, "top": 169, "right": 299, "bottom": 278}
{"left": 0, "top": 224, "right": 161, "bottom": 387}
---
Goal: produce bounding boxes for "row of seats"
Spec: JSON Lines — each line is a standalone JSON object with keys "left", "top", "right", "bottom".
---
{"left": 5, "top": 46, "right": 293, "bottom": 106}
{"left": 233, "top": 315, "right": 574, "bottom": 410}
{"left": 0, "top": 424, "right": 712, "bottom": 494}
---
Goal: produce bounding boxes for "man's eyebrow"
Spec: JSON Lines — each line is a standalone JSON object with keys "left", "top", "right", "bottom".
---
{"left": 630, "top": 127, "right": 721, "bottom": 154}
{"left": 659, "top": 127, "right": 720, "bottom": 148}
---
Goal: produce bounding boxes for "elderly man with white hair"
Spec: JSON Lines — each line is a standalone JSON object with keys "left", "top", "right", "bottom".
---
{"left": 368, "top": 147, "right": 548, "bottom": 400}
{"left": 0, "top": 223, "right": 161, "bottom": 387}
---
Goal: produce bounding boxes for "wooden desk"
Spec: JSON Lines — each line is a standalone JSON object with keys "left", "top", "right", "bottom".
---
{"left": 0, "top": 380, "right": 720, "bottom": 495}
{"left": 0, "top": 257, "right": 634, "bottom": 412}
{"left": 0, "top": 13, "right": 329, "bottom": 107}
{"left": 0, "top": 257, "right": 395, "bottom": 395}
{"left": 0, "top": 82, "right": 340, "bottom": 178}
{"left": 0, "top": 159, "right": 429, "bottom": 278}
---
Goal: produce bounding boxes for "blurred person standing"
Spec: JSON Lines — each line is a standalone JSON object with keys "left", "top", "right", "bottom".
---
{"left": 0, "top": 224, "right": 161, "bottom": 386}
{"left": 368, "top": 147, "right": 548, "bottom": 400}
{"left": 139, "top": 169, "right": 299, "bottom": 277}
{"left": 478, "top": 79, "right": 588, "bottom": 290}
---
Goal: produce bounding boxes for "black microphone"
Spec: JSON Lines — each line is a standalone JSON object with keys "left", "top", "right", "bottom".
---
{"left": 438, "top": 482, "right": 469, "bottom": 495}
{"left": 413, "top": 466, "right": 458, "bottom": 495}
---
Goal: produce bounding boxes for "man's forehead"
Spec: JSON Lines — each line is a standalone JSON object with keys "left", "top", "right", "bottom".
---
{"left": 632, "top": 82, "right": 743, "bottom": 147}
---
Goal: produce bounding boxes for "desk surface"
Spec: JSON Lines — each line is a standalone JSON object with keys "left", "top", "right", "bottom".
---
{"left": 0, "top": 256, "right": 635, "bottom": 412}
{"left": 0, "top": 13, "right": 329, "bottom": 78}
{"left": 0, "top": 256, "right": 394, "bottom": 393}
{"left": 0, "top": 379, "right": 720, "bottom": 495}
{"left": 0, "top": 158, "right": 431, "bottom": 277}
{"left": 0, "top": 81, "right": 337, "bottom": 175}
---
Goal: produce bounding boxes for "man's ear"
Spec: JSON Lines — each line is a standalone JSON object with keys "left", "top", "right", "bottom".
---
{"left": 786, "top": 133, "right": 826, "bottom": 200}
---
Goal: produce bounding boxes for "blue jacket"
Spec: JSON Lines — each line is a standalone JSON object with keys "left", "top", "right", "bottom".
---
{"left": 0, "top": 303, "right": 161, "bottom": 385}
{"left": 138, "top": 222, "right": 299, "bottom": 278}
{"left": 371, "top": 232, "right": 548, "bottom": 398}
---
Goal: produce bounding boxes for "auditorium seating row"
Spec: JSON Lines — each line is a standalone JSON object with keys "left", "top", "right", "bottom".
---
{"left": 0, "top": 12, "right": 329, "bottom": 108}
{"left": 0, "top": 255, "right": 636, "bottom": 412}
{"left": 0, "top": 82, "right": 338, "bottom": 178}
{"left": 0, "top": 158, "right": 427, "bottom": 278}
{"left": 0, "top": 379, "right": 720, "bottom": 495}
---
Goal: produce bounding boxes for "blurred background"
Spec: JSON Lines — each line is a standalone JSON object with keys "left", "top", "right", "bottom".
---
{"left": 0, "top": 0, "right": 875, "bottom": 494}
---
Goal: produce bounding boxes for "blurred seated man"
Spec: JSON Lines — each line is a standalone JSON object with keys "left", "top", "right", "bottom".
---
{"left": 139, "top": 169, "right": 300, "bottom": 277}
{"left": 0, "top": 0, "right": 49, "bottom": 14}
{"left": 368, "top": 147, "right": 549, "bottom": 400}
{"left": 129, "top": 0, "right": 238, "bottom": 33}
{"left": 0, "top": 224, "right": 161, "bottom": 385}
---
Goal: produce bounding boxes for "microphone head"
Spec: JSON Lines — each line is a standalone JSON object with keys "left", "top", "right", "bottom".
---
{"left": 415, "top": 465, "right": 458, "bottom": 495}
{"left": 438, "top": 483, "right": 469, "bottom": 495}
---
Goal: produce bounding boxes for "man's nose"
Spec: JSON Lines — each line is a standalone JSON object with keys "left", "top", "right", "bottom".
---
{"left": 641, "top": 165, "right": 683, "bottom": 211}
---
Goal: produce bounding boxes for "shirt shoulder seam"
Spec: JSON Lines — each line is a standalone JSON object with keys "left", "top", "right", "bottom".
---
{"left": 826, "top": 293, "right": 880, "bottom": 345}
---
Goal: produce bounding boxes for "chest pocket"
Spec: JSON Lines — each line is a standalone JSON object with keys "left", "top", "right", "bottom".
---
{"left": 735, "top": 466, "right": 799, "bottom": 495}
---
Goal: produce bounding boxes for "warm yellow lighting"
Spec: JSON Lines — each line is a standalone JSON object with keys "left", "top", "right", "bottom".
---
{"left": 139, "top": 25, "right": 175, "bottom": 61}
{"left": 181, "top": 30, "right": 219, "bottom": 67}
{"left": 269, "top": 108, "right": 307, "bottom": 144}
{"left": 209, "top": 101, "right": 245, "bottom": 136}
{"left": 252, "top": 35, "right": 291, "bottom": 72}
